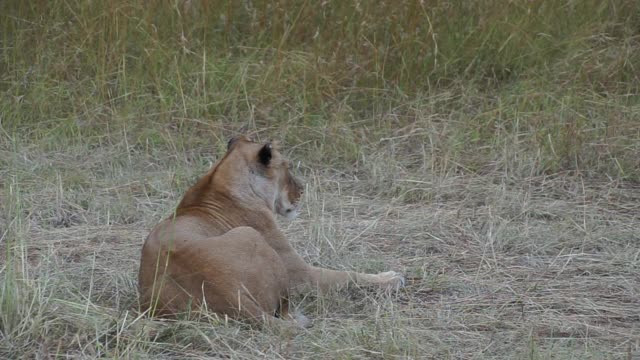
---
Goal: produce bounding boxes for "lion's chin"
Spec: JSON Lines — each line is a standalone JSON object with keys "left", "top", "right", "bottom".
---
{"left": 282, "top": 208, "right": 300, "bottom": 221}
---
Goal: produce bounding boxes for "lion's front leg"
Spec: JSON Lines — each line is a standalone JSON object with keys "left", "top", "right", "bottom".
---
{"left": 306, "top": 266, "right": 405, "bottom": 293}
{"left": 276, "top": 245, "right": 404, "bottom": 294}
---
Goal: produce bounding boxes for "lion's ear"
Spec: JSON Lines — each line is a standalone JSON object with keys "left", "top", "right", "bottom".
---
{"left": 227, "top": 136, "right": 239, "bottom": 150}
{"left": 258, "top": 143, "right": 272, "bottom": 166}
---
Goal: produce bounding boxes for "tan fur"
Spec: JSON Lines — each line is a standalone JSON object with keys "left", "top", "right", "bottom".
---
{"left": 138, "top": 136, "right": 404, "bottom": 327}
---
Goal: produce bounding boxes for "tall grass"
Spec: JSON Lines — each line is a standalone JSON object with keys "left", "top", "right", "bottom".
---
{"left": 2, "top": 0, "right": 639, "bottom": 181}
{"left": 3, "top": 1, "right": 638, "bottom": 92}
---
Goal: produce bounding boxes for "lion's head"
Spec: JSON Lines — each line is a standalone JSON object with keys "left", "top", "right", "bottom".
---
{"left": 219, "top": 135, "right": 303, "bottom": 220}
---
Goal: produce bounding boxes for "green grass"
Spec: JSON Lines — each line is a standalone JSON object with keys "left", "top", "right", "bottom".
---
{"left": 1, "top": 0, "right": 639, "bottom": 358}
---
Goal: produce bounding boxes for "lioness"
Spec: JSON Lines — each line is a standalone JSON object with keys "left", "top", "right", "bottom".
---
{"left": 138, "top": 136, "right": 404, "bottom": 327}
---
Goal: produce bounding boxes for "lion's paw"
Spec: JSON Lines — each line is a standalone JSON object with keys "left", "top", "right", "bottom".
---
{"left": 375, "top": 270, "right": 405, "bottom": 291}
{"left": 294, "top": 311, "right": 312, "bottom": 329}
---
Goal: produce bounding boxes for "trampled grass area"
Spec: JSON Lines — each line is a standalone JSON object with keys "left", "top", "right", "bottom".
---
{"left": 1, "top": 0, "right": 639, "bottom": 358}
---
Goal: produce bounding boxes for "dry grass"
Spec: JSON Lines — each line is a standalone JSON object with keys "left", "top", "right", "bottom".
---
{"left": 1, "top": 128, "right": 639, "bottom": 358}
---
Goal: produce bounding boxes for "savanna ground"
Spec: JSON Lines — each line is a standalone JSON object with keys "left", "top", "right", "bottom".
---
{"left": 1, "top": 1, "right": 640, "bottom": 358}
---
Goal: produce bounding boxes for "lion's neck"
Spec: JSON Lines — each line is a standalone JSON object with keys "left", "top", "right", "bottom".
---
{"left": 176, "top": 174, "right": 277, "bottom": 235}
{"left": 175, "top": 175, "right": 299, "bottom": 265}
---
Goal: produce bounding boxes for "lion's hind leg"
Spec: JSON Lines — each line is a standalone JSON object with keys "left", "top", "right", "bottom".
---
{"left": 178, "top": 226, "right": 306, "bottom": 328}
